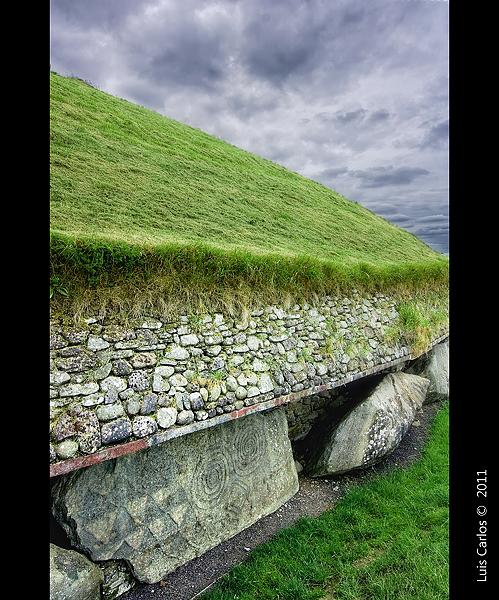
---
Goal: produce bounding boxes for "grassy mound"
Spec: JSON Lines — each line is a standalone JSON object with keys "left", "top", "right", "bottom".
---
{"left": 50, "top": 72, "right": 448, "bottom": 317}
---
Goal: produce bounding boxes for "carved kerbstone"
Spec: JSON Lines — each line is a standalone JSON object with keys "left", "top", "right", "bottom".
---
{"left": 52, "top": 409, "right": 298, "bottom": 583}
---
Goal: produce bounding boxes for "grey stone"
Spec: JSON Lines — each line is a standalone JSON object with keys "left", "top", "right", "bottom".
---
{"left": 75, "top": 411, "right": 101, "bottom": 454}
{"left": 195, "top": 410, "right": 208, "bottom": 421}
{"left": 103, "top": 387, "right": 119, "bottom": 405}
{"left": 408, "top": 340, "right": 448, "bottom": 403}
{"left": 128, "top": 371, "right": 149, "bottom": 392}
{"left": 140, "top": 319, "right": 162, "bottom": 330}
{"left": 307, "top": 372, "right": 430, "bottom": 477}
{"left": 235, "top": 386, "right": 247, "bottom": 400}
{"left": 118, "top": 388, "right": 135, "bottom": 400}
{"left": 211, "top": 357, "right": 225, "bottom": 371}
{"left": 258, "top": 374, "right": 274, "bottom": 394}
{"left": 164, "top": 345, "right": 190, "bottom": 361}
{"left": 97, "top": 404, "right": 125, "bottom": 422}
{"left": 237, "top": 373, "right": 248, "bottom": 386}
{"left": 246, "top": 373, "right": 258, "bottom": 386}
{"left": 50, "top": 371, "right": 71, "bottom": 386}
{"left": 209, "top": 385, "right": 221, "bottom": 401}
{"left": 205, "top": 333, "right": 223, "bottom": 345}
{"left": 205, "top": 345, "right": 222, "bottom": 357}
{"left": 157, "top": 407, "right": 177, "bottom": 429}
{"left": 51, "top": 410, "right": 298, "bottom": 584}
{"left": 272, "top": 371, "right": 286, "bottom": 386}
{"left": 101, "top": 376, "right": 127, "bottom": 393}
{"left": 152, "top": 366, "right": 173, "bottom": 392}
{"left": 93, "top": 363, "right": 113, "bottom": 381}
{"left": 233, "top": 344, "right": 249, "bottom": 353}
{"left": 189, "top": 392, "right": 204, "bottom": 410}
{"left": 56, "top": 440, "right": 79, "bottom": 460}
{"left": 101, "top": 418, "right": 132, "bottom": 445}
{"left": 316, "top": 363, "right": 328, "bottom": 376}
{"left": 100, "top": 560, "right": 135, "bottom": 600}
{"left": 280, "top": 337, "right": 295, "bottom": 350}
{"left": 87, "top": 335, "right": 110, "bottom": 351}
{"left": 140, "top": 393, "right": 158, "bottom": 415}
{"left": 169, "top": 373, "right": 188, "bottom": 388}
{"left": 64, "top": 331, "right": 90, "bottom": 345}
{"left": 51, "top": 333, "right": 67, "bottom": 350}
{"left": 103, "top": 326, "right": 131, "bottom": 342}
{"left": 229, "top": 355, "right": 245, "bottom": 368}
{"left": 132, "top": 416, "right": 157, "bottom": 437}
{"left": 115, "top": 340, "right": 140, "bottom": 350}
{"left": 226, "top": 375, "right": 238, "bottom": 392}
{"left": 247, "top": 336, "right": 260, "bottom": 351}
{"left": 174, "top": 391, "right": 189, "bottom": 410}
{"left": 130, "top": 352, "right": 157, "bottom": 369}
{"left": 247, "top": 386, "right": 260, "bottom": 398}
{"left": 180, "top": 334, "right": 199, "bottom": 346}
{"left": 112, "top": 350, "right": 134, "bottom": 359}
{"left": 112, "top": 360, "right": 133, "bottom": 377}
{"left": 52, "top": 414, "right": 76, "bottom": 442}
{"left": 56, "top": 354, "right": 98, "bottom": 373}
{"left": 270, "top": 334, "right": 288, "bottom": 343}
{"left": 50, "top": 443, "right": 57, "bottom": 462}
{"left": 294, "top": 460, "right": 303, "bottom": 474}
{"left": 59, "top": 383, "right": 100, "bottom": 398}
{"left": 252, "top": 358, "right": 269, "bottom": 372}
{"left": 125, "top": 397, "right": 141, "bottom": 416}
{"left": 176, "top": 410, "right": 195, "bottom": 425}
{"left": 50, "top": 544, "right": 103, "bottom": 600}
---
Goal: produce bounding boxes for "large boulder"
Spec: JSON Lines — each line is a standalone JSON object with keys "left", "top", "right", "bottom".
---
{"left": 50, "top": 544, "right": 103, "bottom": 600}
{"left": 407, "top": 340, "right": 449, "bottom": 403}
{"left": 307, "top": 372, "right": 429, "bottom": 477}
{"left": 52, "top": 409, "right": 298, "bottom": 584}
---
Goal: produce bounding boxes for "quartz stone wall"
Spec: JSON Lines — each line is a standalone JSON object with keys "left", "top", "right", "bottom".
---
{"left": 50, "top": 292, "right": 448, "bottom": 469}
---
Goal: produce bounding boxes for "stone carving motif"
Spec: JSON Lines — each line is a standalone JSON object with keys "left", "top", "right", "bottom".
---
{"left": 52, "top": 409, "right": 298, "bottom": 583}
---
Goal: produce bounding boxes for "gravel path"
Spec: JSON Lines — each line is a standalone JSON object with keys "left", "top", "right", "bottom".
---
{"left": 121, "top": 400, "right": 443, "bottom": 600}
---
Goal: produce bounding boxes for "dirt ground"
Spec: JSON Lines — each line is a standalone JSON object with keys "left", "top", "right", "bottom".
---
{"left": 121, "top": 400, "right": 443, "bottom": 600}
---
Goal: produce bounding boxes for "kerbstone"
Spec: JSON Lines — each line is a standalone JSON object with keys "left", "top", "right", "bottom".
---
{"left": 408, "top": 340, "right": 448, "bottom": 403}
{"left": 50, "top": 544, "right": 103, "bottom": 600}
{"left": 52, "top": 410, "right": 298, "bottom": 584}
{"left": 307, "top": 372, "right": 429, "bottom": 476}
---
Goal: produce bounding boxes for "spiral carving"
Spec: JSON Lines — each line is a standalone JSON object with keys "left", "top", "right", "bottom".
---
{"left": 192, "top": 449, "right": 230, "bottom": 510}
{"left": 232, "top": 423, "right": 268, "bottom": 477}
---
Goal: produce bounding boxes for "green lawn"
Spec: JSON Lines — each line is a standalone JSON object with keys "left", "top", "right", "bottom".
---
{"left": 50, "top": 72, "right": 448, "bottom": 315}
{"left": 202, "top": 404, "right": 449, "bottom": 600}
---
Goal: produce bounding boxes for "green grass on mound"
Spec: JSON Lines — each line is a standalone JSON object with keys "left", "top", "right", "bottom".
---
{"left": 50, "top": 72, "right": 448, "bottom": 317}
{"left": 202, "top": 403, "right": 449, "bottom": 600}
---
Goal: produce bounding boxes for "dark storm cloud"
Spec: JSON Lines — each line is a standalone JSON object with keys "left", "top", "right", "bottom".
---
{"left": 420, "top": 119, "right": 449, "bottom": 149}
{"left": 318, "top": 167, "right": 350, "bottom": 180}
{"left": 368, "top": 110, "right": 391, "bottom": 123}
{"left": 335, "top": 109, "right": 368, "bottom": 125}
{"left": 241, "top": 3, "right": 326, "bottom": 84}
{"left": 351, "top": 167, "right": 430, "bottom": 188}
{"left": 50, "top": 0, "right": 448, "bottom": 253}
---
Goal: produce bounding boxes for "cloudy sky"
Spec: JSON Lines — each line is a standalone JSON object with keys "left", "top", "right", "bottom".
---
{"left": 51, "top": 0, "right": 449, "bottom": 254}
